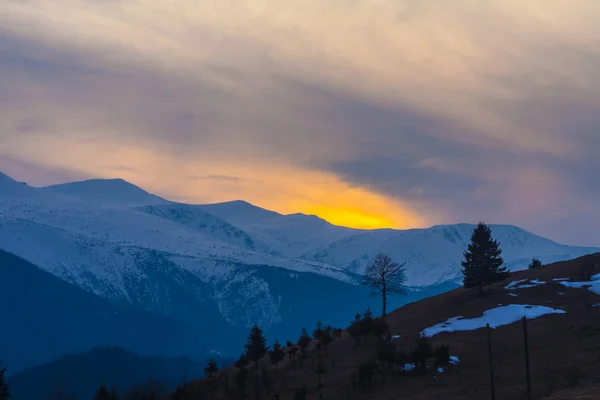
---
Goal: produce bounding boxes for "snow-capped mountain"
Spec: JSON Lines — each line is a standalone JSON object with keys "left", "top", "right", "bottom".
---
{"left": 1, "top": 172, "right": 598, "bottom": 360}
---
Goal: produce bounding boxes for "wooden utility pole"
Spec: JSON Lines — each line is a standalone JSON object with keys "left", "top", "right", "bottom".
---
{"left": 486, "top": 323, "right": 496, "bottom": 400}
{"left": 523, "top": 316, "right": 532, "bottom": 400}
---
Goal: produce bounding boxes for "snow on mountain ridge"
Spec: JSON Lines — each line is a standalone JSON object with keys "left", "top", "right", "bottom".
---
{"left": 41, "top": 178, "right": 168, "bottom": 206}
{"left": 1, "top": 172, "right": 599, "bottom": 331}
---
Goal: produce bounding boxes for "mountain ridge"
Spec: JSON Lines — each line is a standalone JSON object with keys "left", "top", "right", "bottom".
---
{"left": 2, "top": 172, "right": 599, "bottom": 373}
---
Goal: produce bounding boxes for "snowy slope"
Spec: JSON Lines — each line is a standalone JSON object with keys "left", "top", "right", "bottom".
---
{"left": 301, "top": 224, "right": 600, "bottom": 286}
{"left": 199, "top": 201, "right": 358, "bottom": 257}
{"left": 41, "top": 179, "right": 168, "bottom": 206}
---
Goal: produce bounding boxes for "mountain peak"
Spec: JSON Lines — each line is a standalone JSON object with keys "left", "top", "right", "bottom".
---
{"left": 41, "top": 178, "right": 168, "bottom": 206}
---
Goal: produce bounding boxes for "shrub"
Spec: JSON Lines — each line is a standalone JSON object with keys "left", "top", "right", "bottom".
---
{"left": 410, "top": 334, "right": 433, "bottom": 371}
{"left": 528, "top": 258, "right": 543, "bottom": 269}
{"left": 433, "top": 343, "right": 450, "bottom": 367}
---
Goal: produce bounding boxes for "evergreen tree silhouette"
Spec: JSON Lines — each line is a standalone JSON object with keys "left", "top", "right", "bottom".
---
{"left": 348, "top": 314, "right": 363, "bottom": 347}
{"left": 528, "top": 257, "right": 543, "bottom": 269}
{"left": 360, "top": 309, "right": 376, "bottom": 342}
{"left": 462, "top": 222, "right": 508, "bottom": 295}
{"left": 204, "top": 359, "right": 219, "bottom": 379}
{"left": 94, "top": 384, "right": 111, "bottom": 400}
{"left": 312, "top": 321, "right": 324, "bottom": 341}
{"left": 0, "top": 361, "right": 10, "bottom": 400}
{"left": 297, "top": 328, "right": 312, "bottom": 367}
{"left": 245, "top": 325, "right": 268, "bottom": 367}
{"left": 320, "top": 326, "right": 334, "bottom": 353}
{"left": 268, "top": 341, "right": 285, "bottom": 372}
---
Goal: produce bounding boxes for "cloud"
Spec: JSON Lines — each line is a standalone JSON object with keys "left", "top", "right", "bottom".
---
{"left": 1, "top": 0, "right": 600, "bottom": 244}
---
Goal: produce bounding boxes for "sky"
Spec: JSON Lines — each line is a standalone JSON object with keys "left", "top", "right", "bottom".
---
{"left": 1, "top": 0, "right": 600, "bottom": 246}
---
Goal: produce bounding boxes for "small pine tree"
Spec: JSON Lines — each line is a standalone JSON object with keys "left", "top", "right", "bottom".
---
{"left": 297, "top": 328, "right": 312, "bottom": 363}
{"left": 94, "top": 384, "right": 111, "bottom": 400}
{"left": 529, "top": 258, "right": 543, "bottom": 270}
{"left": 0, "top": 362, "right": 10, "bottom": 400}
{"left": 109, "top": 386, "right": 118, "bottom": 400}
{"left": 359, "top": 309, "right": 376, "bottom": 341}
{"left": 312, "top": 321, "right": 324, "bottom": 341}
{"left": 320, "top": 326, "right": 334, "bottom": 353}
{"left": 462, "top": 222, "right": 508, "bottom": 295}
{"left": 348, "top": 314, "right": 362, "bottom": 347}
{"left": 204, "top": 359, "right": 219, "bottom": 379}
{"left": 245, "top": 325, "right": 269, "bottom": 366}
{"left": 268, "top": 341, "right": 285, "bottom": 372}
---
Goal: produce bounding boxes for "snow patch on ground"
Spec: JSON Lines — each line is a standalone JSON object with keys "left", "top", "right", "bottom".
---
{"left": 553, "top": 278, "right": 570, "bottom": 282}
{"left": 504, "top": 279, "right": 527, "bottom": 290}
{"left": 559, "top": 279, "right": 600, "bottom": 295}
{"left": 449, "top": 356, "right": 460, "bottom": 364}
{"left": 508, "top": 293, "right": 518, "bottom": 297}
{"left": 422, "top": 305, "right": 566, "bottom": 337}
{"left": 505, "top": 279, "right": 546, "bottom": 290}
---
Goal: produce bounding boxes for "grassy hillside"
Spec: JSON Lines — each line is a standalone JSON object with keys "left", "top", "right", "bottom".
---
{"left": 172, "top": 253, "right": 600, "bottom": 400}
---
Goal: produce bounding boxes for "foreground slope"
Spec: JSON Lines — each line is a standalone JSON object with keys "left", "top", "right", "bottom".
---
{"left": 176, "top": 253, "right": 600, "bottom": 400}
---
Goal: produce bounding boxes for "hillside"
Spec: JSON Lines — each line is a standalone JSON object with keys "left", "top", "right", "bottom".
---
{"left": 173, "top": 254, "right": 600, "bottom": 400}
{"left": 0, "top": 249, "right": 234, "bottom": 373}
{"left": 7, "top": 346, "right": 225, "bottom": 400}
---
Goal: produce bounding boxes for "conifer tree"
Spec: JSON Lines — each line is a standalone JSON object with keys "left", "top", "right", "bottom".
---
{"left": 245, "top": 325, "right": 269, "bottom": 367}
{"left": 360, "top": 309, "right": 376, "bottom": 341}
{"left": 109, "top": 386, "right": 119, "bottom": 400}
{"left": 362, "top": 253, "right": 406, "bottom": 317}
{"left": 297, "top": 328, "right": 312, "bottom": 362}
{"left": 312, "top": 321, "right": 324, "bottom": 341}
{"left": 462, "top": 222, "right": 508, "bottom": 294}
{"left": 204, "top": 359, "right": 219, "bottom": 379}
{"left": 320, "top": 326, "right": 334, "bottom": 353}
{"left": 94, "top": 384, "right": 111, "bottom": 400}
{"left": 528, "top": 258, "right": 543, "bottom": 269}
{"left": 0, "top": 362, "right": 10, "bottom": 400}
{"left": 268, "top": 341, "right": 285, "bottom": 372}
{"left": 348, "top": 314, "right": 362, "bottom": 347}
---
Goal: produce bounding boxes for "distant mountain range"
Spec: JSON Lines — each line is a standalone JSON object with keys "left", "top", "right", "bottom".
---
{"left": 1, "top": 172, "right": 598, "bottom": 372}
